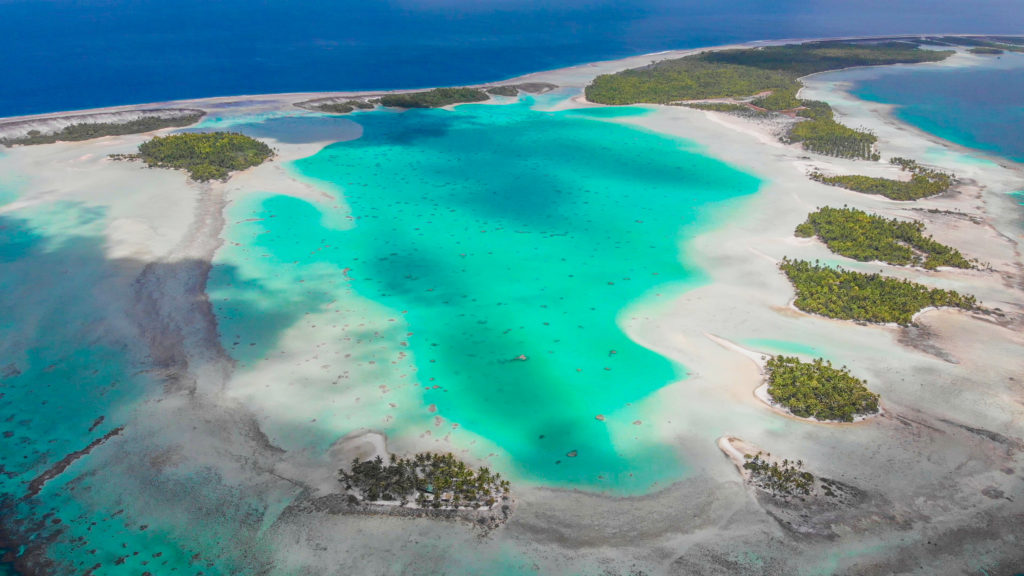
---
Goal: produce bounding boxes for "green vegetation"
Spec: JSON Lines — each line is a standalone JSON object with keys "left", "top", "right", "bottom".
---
{"left": 0, "top": 112, "right": 204, "bottom": 147}
{"left": 968, "top": 46, "right": 1005, "bottom": 55}
{"left": 313, "top": 100, "right": 374, "bottom": 114}
{"left": 585, "top": 42, "right": 950, "bottom": 160}
{"left": 125, "top": 132, "right": 273, "bottom": 181}
{"left": 485, "top": 83, "right": 558, "bottom": 97}
{"left": 743, "top": 452, "right": 814, "bottom": 497}
{"left": 340, "top": 452, "right": 510, "bottom": 509}
{"left": 682, "top": 102, "right": 771, "bottom": 117}
{"left": 809, "top": 159, "right": 954, "bottom": 200}
{"left": 486, "top": 85, "right": 519, "bottom": 97}
{"left": 379, "top": 87, "right": 489, "bottom": 108}
{"left": 795, "top": 206, "right": 972, "bottom": 270}
{"left": 788, "top": 101, "right": 879, "bottom": 160}
{"left": 751, "top": 84, "right": 802, "bottom": 110}
{"left": 585, "top": 42, "right": 951, "bottom": 105}
{"left": 586, "top": 58, "right": 795, "bottom": 105}
{"left": 780, "top": 258, "right": 977, "bottom": 325}
{"left": 765, "top": 355, "right": 878, "bottom": 422}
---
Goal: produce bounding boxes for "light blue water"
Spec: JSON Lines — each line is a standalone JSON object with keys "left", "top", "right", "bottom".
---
{"left": 847, "top": 52, "right": 1024, "bottom": 162}
{"left": 742, "top": 338, "right": 823, "bottom": 358}
{"left": 0, "top": 200, "right": 270, "bottom": 575}
{"left": 210, "top": 97, "right": 761, "bottom": 493}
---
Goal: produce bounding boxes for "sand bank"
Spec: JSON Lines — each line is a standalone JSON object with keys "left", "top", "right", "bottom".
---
{"left": 0, "top": 36, "right": 1021, "bottom": 576}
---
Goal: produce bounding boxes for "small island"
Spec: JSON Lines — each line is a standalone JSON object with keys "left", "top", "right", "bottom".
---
{"left": 742, "top": 451, "right": 815, "bottom": 497}
{"left": 784, "top": 99, "right": 879, "bottom": 160}
{"left": 764, "top": 355, "right": 879, "bottom": 422}
{"left": 719, "top": 437, "right": 872, "bottom": 538}
{"left": 485, "top": 82, "right": 558, "bottom": 97}
{"left": 311, "top": 99, "right": 376, "bottom": 114}
{"left": 378, "top": 87, "right": 490, "bottom": 109}
{"left": 113, "top": 132, "right": 274, "bottom": 181}
{"left": 340, "top": 452, "right": 510, "bottom": 510}
{"left": 780, "top": 257, "right": 977, "bottom": 325}
{"left": 810, "top": 157, "right": 955, "bottom": 201}
{"left": 795, "top": 206, "right": 973, "bottom": 269}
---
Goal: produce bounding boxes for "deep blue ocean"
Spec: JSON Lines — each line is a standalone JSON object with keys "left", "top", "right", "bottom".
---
{"left": 848, "top": 52, "right": 1024, "bottom": 162}
{"left": 1, "top": 0, "right": 1024, "bottom": 117}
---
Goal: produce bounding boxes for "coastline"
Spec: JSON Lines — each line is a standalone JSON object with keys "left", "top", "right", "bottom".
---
{"left": 0, "top": 34, "right": 1022, "bottom": 575}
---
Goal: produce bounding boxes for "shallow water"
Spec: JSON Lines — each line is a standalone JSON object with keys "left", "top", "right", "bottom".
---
{"left": 210, "top": 97, "right": 761, "bottom": 493}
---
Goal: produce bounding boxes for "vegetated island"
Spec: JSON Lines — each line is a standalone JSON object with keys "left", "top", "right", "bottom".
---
{"left": 0, "top": 109, "right": 205, "bottom": 147}
{"left": 378, "top": 87, "right": 490, "bottom": 108}
{"left": 585, "top": 41, "right": 953, "bottom": 160}
{"left": 764, "top": 355, "right": 879, "bottom": 422}
{"left": 796, "top": 206, "right": 973, "bottom": 270}
{"left": 811, "top": 157, "right": 956, "bottom": 201}
{"left": 483, "top": 82, "right": 559, "bottom": 97}
{"left": 309, "top": 99, "right": 376, "bottom": 115}
{"left": 340, "top": 452, "right": 511, "bottom": 512}
{"left": 780, "top": 257, "right": 977, "bottom": 325}
{"left": 111, "top": 132, "right": 274, "bottom": 181}
{"left": 717, "top": 436, "right": 869, "bottom": 538}
{"left": 297, "top": 83, "right": 559, "bottom": 114}
{"left": 968, "top": 46, "right": 1005, "bottom": 55}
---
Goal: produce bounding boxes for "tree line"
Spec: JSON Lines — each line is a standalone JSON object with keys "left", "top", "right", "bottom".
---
{"left": 779, "top": 257, "right": 977, "bottom": 325}
{"left": 795, "top": 206, "right": 973, "bottom": 270}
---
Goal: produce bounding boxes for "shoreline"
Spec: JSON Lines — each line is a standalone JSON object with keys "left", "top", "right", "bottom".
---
{"left": 705, "top": 333, "right": 882, "bottom": 425}
{"left": 1, "top": 32, "right": 1023, "bottom": 575}
{"left": 0, "top": 33, "right": 1018, "bottom": 126}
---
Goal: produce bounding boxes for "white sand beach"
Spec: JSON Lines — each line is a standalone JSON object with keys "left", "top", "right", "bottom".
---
{"left": 1, "top": 38, "right": 1022, "bottom": 575}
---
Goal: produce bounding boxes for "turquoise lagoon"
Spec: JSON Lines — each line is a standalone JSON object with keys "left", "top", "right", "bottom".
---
{"left": 0, "top": 202, "right": 254, "bottom": 575}
{"left": 210, "top": 97, "right": 762, "bottom": 493}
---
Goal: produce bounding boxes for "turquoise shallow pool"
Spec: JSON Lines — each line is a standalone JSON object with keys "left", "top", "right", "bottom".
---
{"left": 211, "top": 97, "right": 762, "bottom": 493}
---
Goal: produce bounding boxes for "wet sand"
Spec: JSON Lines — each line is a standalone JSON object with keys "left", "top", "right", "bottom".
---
{"left": 0, "top": 38, "right": 1021, "bottom": 575}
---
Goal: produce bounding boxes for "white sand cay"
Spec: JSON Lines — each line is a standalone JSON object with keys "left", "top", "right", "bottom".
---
{"left": 0, "top": 38, "right": 1022, "bottom": 575}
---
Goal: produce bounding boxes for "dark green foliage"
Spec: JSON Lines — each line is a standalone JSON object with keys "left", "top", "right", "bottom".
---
{"left": 313, "top": 100, "right": 374, "bottom": 114}
{"left": 0, "top": 112, "right": 205, "bottom": 147}
{"left": 379, "top": 87, "right": 489, "bottom": 108}
{"left": 340, "top": 452, "right": 510, "bottom": 509}
{"left": 586, "top": 59, "right": 794, "bottom": 105}
{"left": 683, "top": 102, "right": 749, "bottom": 112}
{"left": 700, "top": 41, "right": 950, "bottom": 76}
{"left": 968, "top": 47, "right": 1004, "bottom": 55}
{"left": 888, "top": 156, "right": 920, "bottom": 171}
{"left": 514, "top": 82, "right": 558, "bottom": 94}
{"left": 779, "top": 258, "right": 977, "bottom": 325}
{"left": 132, "top": 132, "right": 273, "bottom": 181}
{"left": 585, "top": 42, "right": 951, "bottom": 105}
{"left": 765, "top": 356, "right": 879, "bottom": 422}
{"left": 796, "top": 100, "right": 834, "bottom": 121}
{"left": 751, "top": 85, "right": 802, "bottom": 110}
{"left": 796, "top": 206, "right": 972, "bottom": 270}
{"left": 742, "top": 452, "right": 815, "bottom": 497}
{"left": 682, "top": 102, "right": 771, "bottom": 118}
{"left": 485, "top": 83, "right": 558, "bottom": 97}
{"left": 810, "top": 167, "right": 953, "bottom": 201}
{"left": 787, "top": 113, "right": 879, "bottom": 160}
{"left": 486, "top": 85, "right": 519, "bottom": 97}
{"left": 315, "top": 102, "right": 353, "bottom": 114}
{"left": 584, "top": 43, "right": 950, "bottom": 161}
{"left": 786, "top": 101, "right": 878, "bottom": 159}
